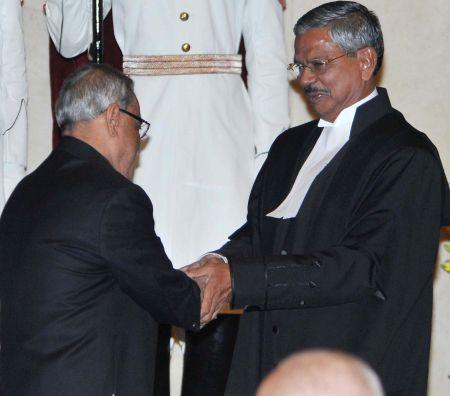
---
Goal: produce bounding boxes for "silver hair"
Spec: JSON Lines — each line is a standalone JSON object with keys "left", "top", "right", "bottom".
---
{"left": 55, "top": 63, "right": 135, "bottom": 131}
{"left": 294, "top": 1, "right": 384, "bottom": 75}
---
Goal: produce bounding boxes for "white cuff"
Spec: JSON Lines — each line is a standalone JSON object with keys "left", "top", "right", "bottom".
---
{"left": 199, "top": 253, "right": 228, "bottom": 264}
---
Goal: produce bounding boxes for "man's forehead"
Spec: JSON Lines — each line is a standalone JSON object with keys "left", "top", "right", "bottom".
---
{"left": 294, "top": 28, "right": 339, "bottom": 59}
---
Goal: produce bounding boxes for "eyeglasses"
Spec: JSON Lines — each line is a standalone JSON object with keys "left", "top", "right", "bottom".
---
{"left": 119, "top": 108, "right": 151, "bottom": 139}
{"left": 288, "top": 52, "right": 354, "bottom": 79}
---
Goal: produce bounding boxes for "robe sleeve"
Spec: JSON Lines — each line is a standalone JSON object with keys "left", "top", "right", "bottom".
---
{"left": 228, "top": 147, "right": 448, "bottom": 310}
{"left": 45, "top": 0, "right": 112, "bottom": 58}
{"left": 242, "top": 0, "right": 290, "bottom": 170}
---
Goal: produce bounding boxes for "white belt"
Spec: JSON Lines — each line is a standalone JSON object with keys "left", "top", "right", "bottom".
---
{"left": 123, "top": 54, "right": 242, "bottom": 76}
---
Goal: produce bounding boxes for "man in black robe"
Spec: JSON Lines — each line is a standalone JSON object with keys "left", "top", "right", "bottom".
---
{"left": 184, "top": 2, "right": 450, "bottom": 395}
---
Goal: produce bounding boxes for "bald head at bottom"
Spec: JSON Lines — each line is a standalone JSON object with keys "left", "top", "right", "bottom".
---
{"left": 257, "top": 350, "right": 384, "bottom": 396}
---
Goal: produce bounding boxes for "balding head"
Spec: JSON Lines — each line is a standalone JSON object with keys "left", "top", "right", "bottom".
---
{"left": 56, "top": 63, "right": 135, "bottom": 133}
{"left": 55, "top": 64, "right": 145, "bottom": 180}
{"left": 257, "top": 350, "right": 384, "bottom": 396}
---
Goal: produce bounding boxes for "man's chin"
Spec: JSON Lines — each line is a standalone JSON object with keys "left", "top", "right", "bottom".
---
{"left": 310, "top": 104, "right": 332, "bottom": 120}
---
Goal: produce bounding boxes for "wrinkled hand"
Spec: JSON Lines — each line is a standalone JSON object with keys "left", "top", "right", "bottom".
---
{"left": 182, "top": 256, "right": 231, "bottom": 326}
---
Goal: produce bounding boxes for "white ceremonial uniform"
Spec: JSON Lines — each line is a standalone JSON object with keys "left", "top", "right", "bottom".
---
{"left": 0, "top": 0, "right": 28, "bottom": 214}
{"left": 45, "top": 0, "right": 290, "bottom": 268}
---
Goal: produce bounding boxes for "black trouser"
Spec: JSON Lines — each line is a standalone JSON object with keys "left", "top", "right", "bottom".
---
{"left": 153, "top": 324, "right": 171, "bottom": 396}
{"left": 153, "top": 315, "right": 240, "bottom": 396}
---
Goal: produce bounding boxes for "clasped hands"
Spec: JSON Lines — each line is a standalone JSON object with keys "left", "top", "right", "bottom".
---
{"left": 181, "top": 255, "right": 232, "bottom": 327}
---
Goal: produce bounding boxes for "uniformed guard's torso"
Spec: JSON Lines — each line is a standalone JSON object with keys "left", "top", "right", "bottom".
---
{"left": 0, "top": 0, "right": 28, "bottom": 212}
{"left": 112, "top": 0, "right": 247, "bottom": 56}
{"left": 110, "top": 0, "right": 288, "bottom": 267}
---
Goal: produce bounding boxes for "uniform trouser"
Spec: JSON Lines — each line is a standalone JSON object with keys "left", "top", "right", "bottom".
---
{"left": 154, "top": 315, "right": 240, "bottom": 396}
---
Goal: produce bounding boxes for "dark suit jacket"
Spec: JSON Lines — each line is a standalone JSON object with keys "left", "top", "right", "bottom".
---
{"left": 223, "top": 88, "right": 450, "bottom": 396}
{"left": 0, "top": 137, "right": 201, "bottom": 396}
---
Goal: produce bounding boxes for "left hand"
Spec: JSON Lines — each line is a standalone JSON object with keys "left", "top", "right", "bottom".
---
{"left": 183, "top": 256, "right": 232, "bottom": 325}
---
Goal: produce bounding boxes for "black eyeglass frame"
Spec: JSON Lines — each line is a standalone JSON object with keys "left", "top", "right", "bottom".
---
{"left": 119, "top": 108, "right": 151, "bottom": 139}
{"left": 288, "top": 51, "right": 355, "bottom": 78}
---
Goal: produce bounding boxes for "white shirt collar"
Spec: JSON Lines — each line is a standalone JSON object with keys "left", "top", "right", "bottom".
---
{"left": 317, "top": 89, "right": 378, "bottom": 128}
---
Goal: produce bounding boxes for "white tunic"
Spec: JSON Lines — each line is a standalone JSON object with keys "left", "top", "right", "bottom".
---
{"left": 0, "top": 0, "right": 28, "bottom": 214}
{"left": 45, "top": 0, "right": 290, "bottom": 268}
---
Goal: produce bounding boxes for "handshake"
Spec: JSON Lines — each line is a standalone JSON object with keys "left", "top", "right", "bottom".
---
{"left": 181, "top": 255, "right": 232, "bottom": 327}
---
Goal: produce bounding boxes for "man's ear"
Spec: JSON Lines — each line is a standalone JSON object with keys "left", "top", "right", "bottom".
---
{"left": 105, "top": 103, "right": 121, "bottom": 137}
{"left": 357, "top": 47, "right": 377, "bottom": 81}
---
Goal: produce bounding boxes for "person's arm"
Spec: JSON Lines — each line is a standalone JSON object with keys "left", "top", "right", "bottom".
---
{"left": 1, "top": 0, "right": 27, "bottom": 201}
{"left": 230, "top": 147, "right": 446, "bottom": 310}
{"left": 44, "top": 0, "right": 112, "bottom": 58}
{"left": 100, "top": 184, "right": 201, "bottom": 331}
{"left": 243, "top": 0, "right": 290, "bottom": 171}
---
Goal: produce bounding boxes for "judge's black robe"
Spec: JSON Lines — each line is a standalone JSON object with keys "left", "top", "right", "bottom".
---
{"left": 222, "top": 88, "right": 450, "bottom": 396}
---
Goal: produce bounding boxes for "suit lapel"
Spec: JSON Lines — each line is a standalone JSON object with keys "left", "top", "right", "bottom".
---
{"left": 286, "top": 142, "right": 350, "bottom": 253}
{"left": 270, "top": 126, "right": 322, "bottom": 253}
{"left": 265, "top": 125, "right": 322, "bottom": 215}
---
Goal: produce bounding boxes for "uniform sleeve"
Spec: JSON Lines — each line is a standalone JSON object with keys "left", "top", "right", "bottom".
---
{"left": 1, "top": 0, "right": 27, "bottom": 201}
{"left": 242, "top": 0, "right": 290, "bottom": 167}
{"left": 216, "top": 146, "right": 273, "bottom": 260}
{"left": 100, "top": 184, "right": 200, "bottom": 331}
{"left": 230, "top": 147, "right": 446, "bottom": 310}
{"left": 45, "top": 0, "right": 112, "bottom": 58}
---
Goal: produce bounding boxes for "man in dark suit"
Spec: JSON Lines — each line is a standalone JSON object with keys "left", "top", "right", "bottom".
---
{"left": 185, "top": 2, "right": 450, "bottom": 395}
{"left": 0, "top": 64, "right": 201, "bottom": 396}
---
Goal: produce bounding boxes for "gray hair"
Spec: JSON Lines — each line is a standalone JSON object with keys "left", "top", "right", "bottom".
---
{"left": 294, "top": 1, "right": 384, "bottom": 75}
{"left": 56, "top": 63, "right": 135, "bottom": 131}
